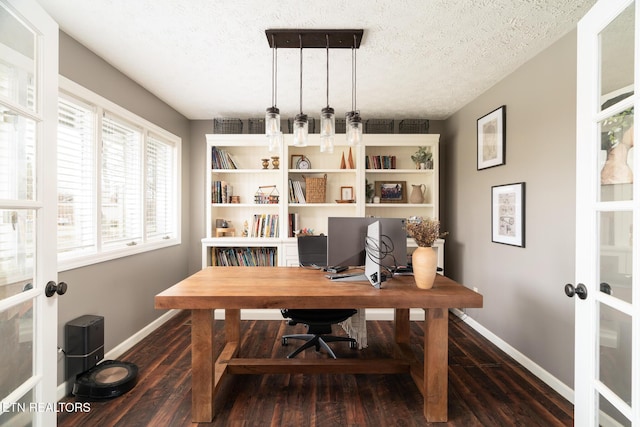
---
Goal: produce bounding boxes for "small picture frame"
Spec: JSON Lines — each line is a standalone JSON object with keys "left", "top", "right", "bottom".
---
{"left": 290, "top": 154, "right": 303, "bottom": 169}
{"left": 340, "top": 186, "right": 354, "bottom": 201}
{"left": 375, "top": 181, "right": 407, "bottom": 203}
{"left": 477, "top": 105, "right": 506, "bottom": 170}
{"left": 491, "top": 182, "right": 525, "bottom": 247}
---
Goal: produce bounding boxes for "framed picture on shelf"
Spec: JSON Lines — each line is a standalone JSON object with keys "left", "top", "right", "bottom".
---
{"left": 375, "top": 181, "right": 407, "bottom": 203}
{"left": 290, "top": 154, "right": 303, "bottom": 169}
{"left": 340, "top": 186, "right": 354, "bottom": 201}
{"left": 491, "top": 182, "right": 525, "bottom": 247}
{"left": 477, "top": 105, "right": 506, "bottom": 170}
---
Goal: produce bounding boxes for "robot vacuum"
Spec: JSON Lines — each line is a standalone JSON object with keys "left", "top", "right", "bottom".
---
{"left": 72, "top": 359, "right": 138, "bottom": 399}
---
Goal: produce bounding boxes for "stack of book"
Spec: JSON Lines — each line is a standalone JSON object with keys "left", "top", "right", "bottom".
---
{"left": 211, "top": 146, "right": 238, "bottom": 169}
{"left": 366, "top": 155, "right": 396, "bottom": 169}
{"left": 288, "top": 179, "right": 306, "bottom": 203}
{"left": 212, "top": 181, "right": 233, "bottom": 203}
{"left": 214, "top": 247, "right": 277, "bottom": 266}
{"left": 251, "top": 214, "right": 279, "bottom": 238}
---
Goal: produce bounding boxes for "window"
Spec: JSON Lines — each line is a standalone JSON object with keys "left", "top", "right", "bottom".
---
{"left": 57, "top": 77, "right": 180, "bottom": 271}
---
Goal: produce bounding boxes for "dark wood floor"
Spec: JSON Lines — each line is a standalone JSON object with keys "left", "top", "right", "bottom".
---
{"left": 58, "top": 310, "right": 573, "bottom": 426}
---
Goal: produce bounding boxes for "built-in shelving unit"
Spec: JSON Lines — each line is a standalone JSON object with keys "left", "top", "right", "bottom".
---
{"left": 202, "top": 133, "right": 443, "bottom": 270}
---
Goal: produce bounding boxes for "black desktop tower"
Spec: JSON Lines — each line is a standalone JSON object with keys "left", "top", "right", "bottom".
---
{"left": 65, "top": 315, "right": 104, "bottom": 381}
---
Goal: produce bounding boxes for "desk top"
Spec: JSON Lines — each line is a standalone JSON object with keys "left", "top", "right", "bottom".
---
{"left": 155, "top": 267, "right": 483, "bottom": 310}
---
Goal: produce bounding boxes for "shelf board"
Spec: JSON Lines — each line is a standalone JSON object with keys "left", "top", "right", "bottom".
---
{"left": 290, "top": 203, "right": 358, "bottom": 207}
{"left": 211, "top": 203, "right": 280, "bottom": 208}
{"left": 289, "top": 169, "right": 356, "bottom": 174}
{"left": 366, "top": 169, "right": 434, "bottom": 174}
{"left": 365, "top": 203, "right": 435, "bottom": 208}
{"left": 212, "top": 169, "right": 280, "bottom": 174}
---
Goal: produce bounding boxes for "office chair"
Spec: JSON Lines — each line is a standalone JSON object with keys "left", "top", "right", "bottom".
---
{"left": 280, "top": 235, "right": 358, "bottom": 359}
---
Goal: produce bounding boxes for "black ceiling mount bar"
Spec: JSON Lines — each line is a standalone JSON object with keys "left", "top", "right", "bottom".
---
{"left": 265, "top": 29, "right": 363, "bottom": 49}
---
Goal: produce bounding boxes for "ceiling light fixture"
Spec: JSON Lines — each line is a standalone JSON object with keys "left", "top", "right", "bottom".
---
{"left": 292, "top": 34, "right": 308, "bottom": 147}
{"left": 320, "top": 34, "right": 335, "bottom": 153}
{"left": 265, "top": 29, "right": 363, "bottom": 151}
{"left": 346, "top": 34, "right": 363, "bottom": 146}
{"left": 265, "top": 34, "right": 282, "bottom": 152}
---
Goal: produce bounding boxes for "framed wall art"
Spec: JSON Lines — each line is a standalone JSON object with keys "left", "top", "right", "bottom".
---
{"left": 477, "top": 105, "right": 506, "bottom": 170}
{"left": 491, "top": 182, "right": 525, "bottom": 247}
{"left": 375, "top": 181, "right": 407, "bottom": 203}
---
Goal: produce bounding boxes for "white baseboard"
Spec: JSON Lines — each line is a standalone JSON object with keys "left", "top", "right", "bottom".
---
{"left": 449, "top": 308, "right": 574, "bottom": 404}
{"left": 57, "top": 309, "right": 182, "bottom": 401}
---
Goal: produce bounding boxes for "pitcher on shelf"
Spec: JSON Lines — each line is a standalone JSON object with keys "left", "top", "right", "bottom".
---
{"left": 409, "top": 184, "right": 426, "bottom": 204}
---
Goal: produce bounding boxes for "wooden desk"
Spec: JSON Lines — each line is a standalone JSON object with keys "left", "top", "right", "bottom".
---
{"left": 155, "top": 267, "right": 483, "bottom": 423}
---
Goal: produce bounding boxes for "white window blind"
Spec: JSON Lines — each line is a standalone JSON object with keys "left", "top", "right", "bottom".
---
{"left": 57, "top": 78, "right": 180, "bottom": 270}
{"left": 101, "top": 114, "right": 142, "bottom": 247}
{"left": 145, "top": 134, "right": 176, "bottom": 241}
{"left": 57, "top": 96, "right": 96, "bottom": 258}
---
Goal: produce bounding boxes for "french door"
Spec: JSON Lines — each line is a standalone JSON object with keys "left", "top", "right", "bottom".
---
{"left": 0, "top": 0, "right": 60, "bottom": 426}
{"left": 575, "top": 0, "right": 639, "bottom": 425}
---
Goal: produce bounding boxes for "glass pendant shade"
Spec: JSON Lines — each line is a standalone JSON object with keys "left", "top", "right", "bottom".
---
{"left": 292, "top": 113, "right": 308, "bottom": 147}
{"left": 320, "top": 107, "right": 335, "bottom": 153}
{"left": 268, "top": 131, "right": 282, "bottom": 153}
{"left": 265, "top": 107, "right": 280, "bottom": 137}
{"left": 347, "top": 113, "right": 363, "bottom": 146}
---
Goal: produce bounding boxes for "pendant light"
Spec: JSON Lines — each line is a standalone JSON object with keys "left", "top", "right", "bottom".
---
{"left": 319, "top": 34, "right": 335, "bottom": 153}
{"left": 292, "top": 34, "right": 308, "bottom": 147}
{"left": 347, "top": 34, "right": 363, "bottom": 146}
{"left": 265, "top": 35, "right": 281, "bottom": 152}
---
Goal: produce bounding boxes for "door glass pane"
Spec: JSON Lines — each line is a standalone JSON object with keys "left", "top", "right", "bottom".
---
{"left": 599, "top": 109, "right": 634, "bottom": 202}
{"left": 599, "top": 302, "right": 632, "bottom": 407}
{"left": 599, "top": 211, "right": 632, "bottom": 303}
{"left": 0, "top": 106, "right": 36, "bottom": 201}
{"left": 0, "top": 299, "right": 34, "bottom": 399}
{"left": 0, "top": 388, "right": 34, "bottom": 426}
{"left": 600, "top": 2, "right": 634, "bottom": 108}
{"left": 0, "top": 209, "right": 35, "bottom": 302}
{"left": 0, "top": 3, "right": 36, "bottom": 112}
{"left": 599, "top": 393, "right": 631, "bottom": 427}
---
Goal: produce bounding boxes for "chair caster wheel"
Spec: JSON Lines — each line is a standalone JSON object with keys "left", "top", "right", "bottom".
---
{"left": 349, "top": 341, "right": 357, "bottom": 349}
{"left": 282, "top": 337, "right": 288, "bottom": 346}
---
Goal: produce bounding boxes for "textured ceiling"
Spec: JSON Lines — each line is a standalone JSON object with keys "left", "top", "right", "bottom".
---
{"left": 37, "top": 0, "right": 596, "bottom": 121}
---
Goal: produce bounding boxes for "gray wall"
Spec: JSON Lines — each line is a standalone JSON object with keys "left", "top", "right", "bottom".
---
{"left": 442, "top": 30, "right": 577, "bottom": 387}
{"left": 57, "top": 32, "right": 192, "bottom": 384}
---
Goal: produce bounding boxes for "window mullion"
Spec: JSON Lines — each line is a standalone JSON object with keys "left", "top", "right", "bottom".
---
{"left": 95, "top": 108, "right": 104, "bottom": 254}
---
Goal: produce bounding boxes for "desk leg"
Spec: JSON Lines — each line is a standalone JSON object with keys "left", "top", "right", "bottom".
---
{"left": 191, "top": 309, "right": 215, "bottom": 422}
{"left": 394, "top": 308, "right": 410, "bottom": 344}
{"left": 225, "top": 309, "right": 241, "bottom": 351}
{"left": 424, "top": 307, "right": 448, "bottom": 422}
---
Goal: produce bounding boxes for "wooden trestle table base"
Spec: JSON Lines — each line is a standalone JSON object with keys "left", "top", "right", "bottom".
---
{"left": 155, "top": 266, "right": 483, "bottom": 423}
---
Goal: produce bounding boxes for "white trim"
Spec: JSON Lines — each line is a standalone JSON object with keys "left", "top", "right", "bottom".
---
{"left": 56, "top": 309, "right": 181, "bottom": 400}
{"left": 214, "top": 308, "right": 426, "bottom": 321}
{"left": 55, "top": 76, "right": 182, "bottom": 272}
{"left": 450, "top": 309, "right": 574, "bottom": 403}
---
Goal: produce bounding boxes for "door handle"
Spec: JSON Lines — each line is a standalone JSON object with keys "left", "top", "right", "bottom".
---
{"left": 564, "top": 283, "right": 587, "bottom": 300}
{"left": 45, "top": 281, "right": 68, "bottom": 298}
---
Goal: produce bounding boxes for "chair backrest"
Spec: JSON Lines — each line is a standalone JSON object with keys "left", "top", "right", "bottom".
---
{"left": 297, "top": 235, "right": 327, "bottom": 267}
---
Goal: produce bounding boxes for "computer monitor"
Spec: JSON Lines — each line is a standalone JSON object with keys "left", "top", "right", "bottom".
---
{"left": 326, "top": 217, "right": 407, "bottom": 271}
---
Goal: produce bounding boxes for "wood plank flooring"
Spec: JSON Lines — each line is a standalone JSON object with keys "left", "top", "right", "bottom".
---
{"left": 58, "top": 311, "right": 573, "bottom": 426}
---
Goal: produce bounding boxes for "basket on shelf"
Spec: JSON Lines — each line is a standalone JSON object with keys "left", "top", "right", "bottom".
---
{"left": 303, "top": 174, "right": 327, "bottom": 203}
{"left": 364, "top": 119, "right": 394, "bottom": 134}
{"left": 255, "top": 185, "right": 279, "bottom": 204}
{"left": 399, "top": 119, "right": 429, "bottom": 134}
{"left": 214, "top": 118, "right": 243, "bottom": 134}
{"left": 248, "top": 118, "right": 265, "bottom": 134}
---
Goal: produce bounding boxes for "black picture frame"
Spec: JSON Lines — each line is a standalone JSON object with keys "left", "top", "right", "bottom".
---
{"left": 477, "top": 105, "right": 506, "bottom": 170}
{"left": 491, "top": 182, "right": 525, "bottom": 247}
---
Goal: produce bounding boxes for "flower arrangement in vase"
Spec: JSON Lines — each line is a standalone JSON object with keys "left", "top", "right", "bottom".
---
{"left": 406, "top": 217, "right": 447, "bottom": 289}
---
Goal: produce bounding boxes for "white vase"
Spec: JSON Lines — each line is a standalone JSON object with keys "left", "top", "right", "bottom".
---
{"left": 412, "top": 246, "right": 437, "bottom": 289}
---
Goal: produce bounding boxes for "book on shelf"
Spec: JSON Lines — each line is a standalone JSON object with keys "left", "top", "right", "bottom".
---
{"left": 288, "top": 179, "right": 306, "bottom": 203}
{"left": 288, "top": 212, "right": 300, "bottom": 237}
{"left": 212, "top": 180, "right": 233, "bottom": 203}
{"left": 213, "top": 247, "right": 277, "bottom": 266}
{"left": 211, "top": 146, "right": 238, "bottom": 169}
{"left": 251, "top": 213, "right": 279, "bottom": 238}
{"left": 365, "top": 155, "right": 396, "bottom": 170}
